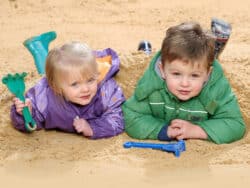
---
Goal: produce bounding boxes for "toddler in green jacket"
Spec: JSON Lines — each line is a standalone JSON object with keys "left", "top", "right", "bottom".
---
{"left": 122, "top": 22, "right": 246, "bottom": 144}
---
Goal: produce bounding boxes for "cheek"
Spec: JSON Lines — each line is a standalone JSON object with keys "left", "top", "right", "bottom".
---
{"left": 62, "top": 88, "right": 73, "bottom": 98}
{"left": 192, "top": 81, "right": 204, "bottom": 92}
{"left": 165, "top": 77, "right": 177, "bottom": 90}
{"left": 90, "top": 84, "right": 98, "bottom": 94}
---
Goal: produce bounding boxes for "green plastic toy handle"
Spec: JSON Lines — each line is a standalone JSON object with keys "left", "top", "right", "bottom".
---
{"left": 22, "top": 107, "right": 37, "bottom": 132}
{"left": 2, "top": 72, "right": 37, "bottom": 132}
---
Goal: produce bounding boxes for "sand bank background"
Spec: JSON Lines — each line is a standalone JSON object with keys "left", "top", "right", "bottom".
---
{"left": 0, "top": 0, "right": 250, "bottom": 187}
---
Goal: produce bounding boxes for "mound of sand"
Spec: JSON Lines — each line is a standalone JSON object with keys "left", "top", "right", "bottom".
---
{"left": 0, "top": 0, "right": 250, "bottom": 187}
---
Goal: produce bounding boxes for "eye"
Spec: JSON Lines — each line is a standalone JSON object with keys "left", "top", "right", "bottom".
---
{"left": 87, "top": 77, "right": 96, "bottom": 84}
{"left": 191, "top": 73, "right": 200, "bottom": 78}
{"left": 172, "top": 72, "right": 181, "bottom": 76}
{"left": 70, "top": 82, "right": 79, "bottom": 87}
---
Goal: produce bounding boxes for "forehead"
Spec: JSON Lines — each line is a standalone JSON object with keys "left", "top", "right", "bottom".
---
{"left": 165, "top": 58, "right": 208, "bottom": 71}
{"left": 57, "top": 66, "right": 97, "bottom": 83}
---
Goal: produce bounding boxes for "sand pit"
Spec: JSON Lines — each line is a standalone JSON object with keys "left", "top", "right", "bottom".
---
{"left": 0, "top": 0, "right": 250, "bottom": 187}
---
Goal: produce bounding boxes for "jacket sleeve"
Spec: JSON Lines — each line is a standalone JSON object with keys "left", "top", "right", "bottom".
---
{"left": 10, "top": 78, "right": 48, "bottom": 132}
{"left": 122, "top": 95, "right": 166, "bottom": 140}
{"left": 197, "top": 79, "right": 246, "bottom": 144}
{"left": 88, "top": 79, "right": 125, "bottom": 139}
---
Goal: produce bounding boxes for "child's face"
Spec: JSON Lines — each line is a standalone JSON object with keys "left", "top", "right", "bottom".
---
{"left": 159, "top": 59, "right": 212, "bottom": 101}
{"left": 59, "top": 71, "right": 98, "bottom": 106}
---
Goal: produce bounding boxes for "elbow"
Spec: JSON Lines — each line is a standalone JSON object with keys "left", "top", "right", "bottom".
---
{"left": 212, "top": 123, "right": 246, "bottom": 144}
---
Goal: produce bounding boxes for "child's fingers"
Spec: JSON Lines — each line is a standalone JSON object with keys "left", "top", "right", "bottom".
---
{"left": 73, "top": 116, "right": 80, "bottom": 124}
{"left": 171, "top": 119, "right": 185, "bottom": 124}
{"left": 13, "top": 98, "right": 32, "bottom": 114}
{"left": 13, "top": 97, "right": 19, "bottom": 103}
{"left": 15, "top": 101, "right": 25, "bottom": 108}
{"left": 73, "top": 120, "right": 84, "bottom": 133}
{"left": 13, "top": 99, "right": 25, "bottom": 114}
{"left": 73, "top": 117, "right": 87, "bottom": 126}
{"left": 25, "top": 99, "right": 32, "bottom": 112}
{"left": 16, "top": 104, "right": 25, "bottom": 114}
{"left": 168, "top": 127, "right": 180, "bottom": 138}
{"left": 73, "top": 119, "right": 81, "bottom": 128}
{"left": 13, "top": 98, "right": 30, "bottom": 107}
{"left": 73, "top": 117, "right": 91, "bottom": 135}
{"left": 176, "top": 135, "right": 185, "bottom": 140}
{"left": 171, "top": 119, "right": 180, "bottom": 123}
{"left": 13, "top": 97, "right": 23, "bottom": 105}
{"left": 170, "top": 123, "right": 182, "bottom": 129}
{"left": 25, "top": 98, "right": 31, "bottom": 106}
{"left": 16, "top": 108, "right": 23, "bottom": 114}
{"left": 75, "top": 125, "right": 84, "bottom": 133}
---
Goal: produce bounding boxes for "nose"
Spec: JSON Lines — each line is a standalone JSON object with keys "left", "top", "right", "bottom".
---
{"left": 80, "top": 84, "right": 89, "bottom": 93}
{"left": 180, "top": 76, "right": 190, "bottom": 87}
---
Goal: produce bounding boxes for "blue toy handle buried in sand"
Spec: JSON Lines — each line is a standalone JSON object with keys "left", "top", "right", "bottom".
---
{"left": 124, "top": 140, "right": 186, "bottom": 157}
{"left": 23, "top": 31, "right": 57, "bottom": 74}
{"left": 2, "top": 72, "right": 37, "bottom": 132}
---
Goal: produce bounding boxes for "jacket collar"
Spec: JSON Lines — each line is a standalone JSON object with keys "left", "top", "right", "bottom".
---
{"left": 94, "top": 48, "right": 120, "bottom": 83}
{"left": 134, "top": 51, "right": 165, "bottom": 100}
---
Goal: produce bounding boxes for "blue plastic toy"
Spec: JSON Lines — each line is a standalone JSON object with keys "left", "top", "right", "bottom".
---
{"left": 123, "top": 140, "right": 186, "bottom": 157}
{"left": 23, "top": 31, "right": 57, "bottom": 74}
{"left": 2, "top": 72, "right": 37, "bottom": 132}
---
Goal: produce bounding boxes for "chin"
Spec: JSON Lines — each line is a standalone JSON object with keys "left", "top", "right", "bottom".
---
{"left": 72, "top": 100, "right": 91, "bottom": 106}
{"left": 177, "top": 95, "right": 192, "bottom": 101}
{"left": 81, "top": 101, "right": 91, "bottom": 105}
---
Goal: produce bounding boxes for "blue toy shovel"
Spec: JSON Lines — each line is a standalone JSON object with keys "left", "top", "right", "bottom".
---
{"left": 123, "top": 140, "right": 186, "bottom": 157}
{"left": 23, "top": 31, "right": 57, "bottom": 74}
{"left": 2, "top": 72, "right": 37, "bottom": 132}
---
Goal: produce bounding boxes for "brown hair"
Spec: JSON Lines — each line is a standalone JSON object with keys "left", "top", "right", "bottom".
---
{"left": 45, "top": 42, "right": 98, "bottom": 96}
{"left": 161, "top": 22, "right": 215, "bottom": 70}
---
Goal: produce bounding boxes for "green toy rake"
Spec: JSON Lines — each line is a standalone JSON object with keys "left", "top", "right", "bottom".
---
{"left": 2, "top": 72, "right": 37, "bottom": 132}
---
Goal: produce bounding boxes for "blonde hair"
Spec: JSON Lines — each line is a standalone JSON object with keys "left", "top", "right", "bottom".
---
{"left": 45, "top": 41, "right": 98, "bottom": 95}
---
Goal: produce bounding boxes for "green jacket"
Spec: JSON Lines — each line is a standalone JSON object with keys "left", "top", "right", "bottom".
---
{"left": 122, "top": 51, "right": 246, "bottom": 144}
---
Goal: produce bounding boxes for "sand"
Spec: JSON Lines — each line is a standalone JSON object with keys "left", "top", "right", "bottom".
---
{"left": 0, "top": 0, "right": 250, "bottom": 187}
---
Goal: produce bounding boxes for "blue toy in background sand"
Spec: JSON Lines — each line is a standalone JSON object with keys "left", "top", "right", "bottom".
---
{"left": 138, "top": 40, "right": 152, "bottom": 55}
{"left": 123, "top": 140, "right": 186, "bottom": 157}
{"left": 2, "top": 72, "right": 37, "bottom": 132}
{"left": 23, "top": 31, "right": 57, "bottom": 74}
{"left": 211, "top": 18, "right": 232, "bottom": 59}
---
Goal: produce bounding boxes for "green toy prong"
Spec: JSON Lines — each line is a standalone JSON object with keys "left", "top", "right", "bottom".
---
{"left": 2, "top": 72, "right": 37, "bottom": 132}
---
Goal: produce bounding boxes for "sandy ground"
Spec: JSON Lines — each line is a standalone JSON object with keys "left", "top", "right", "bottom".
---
{"left": 1, "top": 0, "right": 250, "bottom": 187}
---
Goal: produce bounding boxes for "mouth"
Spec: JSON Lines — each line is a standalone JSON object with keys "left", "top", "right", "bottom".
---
{"left": 178, "top": 90, "right": 190, "bottom": 95}
{"left": 80, "top": 95, "right": 91, "bottom": 100}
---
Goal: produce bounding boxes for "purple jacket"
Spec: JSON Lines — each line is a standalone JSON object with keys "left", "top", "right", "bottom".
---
{"left": 11, "top": 48, "right": 125, "bottom": 139}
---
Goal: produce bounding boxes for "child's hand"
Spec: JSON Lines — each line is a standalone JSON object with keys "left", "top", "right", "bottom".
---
{"left": 13, "top": 97, "right": 32, "bottom": 115}
{"left": 73, "top": 117, "right": 93, "bottom": 137}
{"left": 167, "top": 126, "right": 181, "bottom": 139}
{"left": 169, "top": 119, "right": 207, "bottom": 140}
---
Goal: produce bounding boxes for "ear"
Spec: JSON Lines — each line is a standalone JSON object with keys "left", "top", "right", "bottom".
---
{"left": 158, "top": 62, "right": 166, "bottom": 79}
